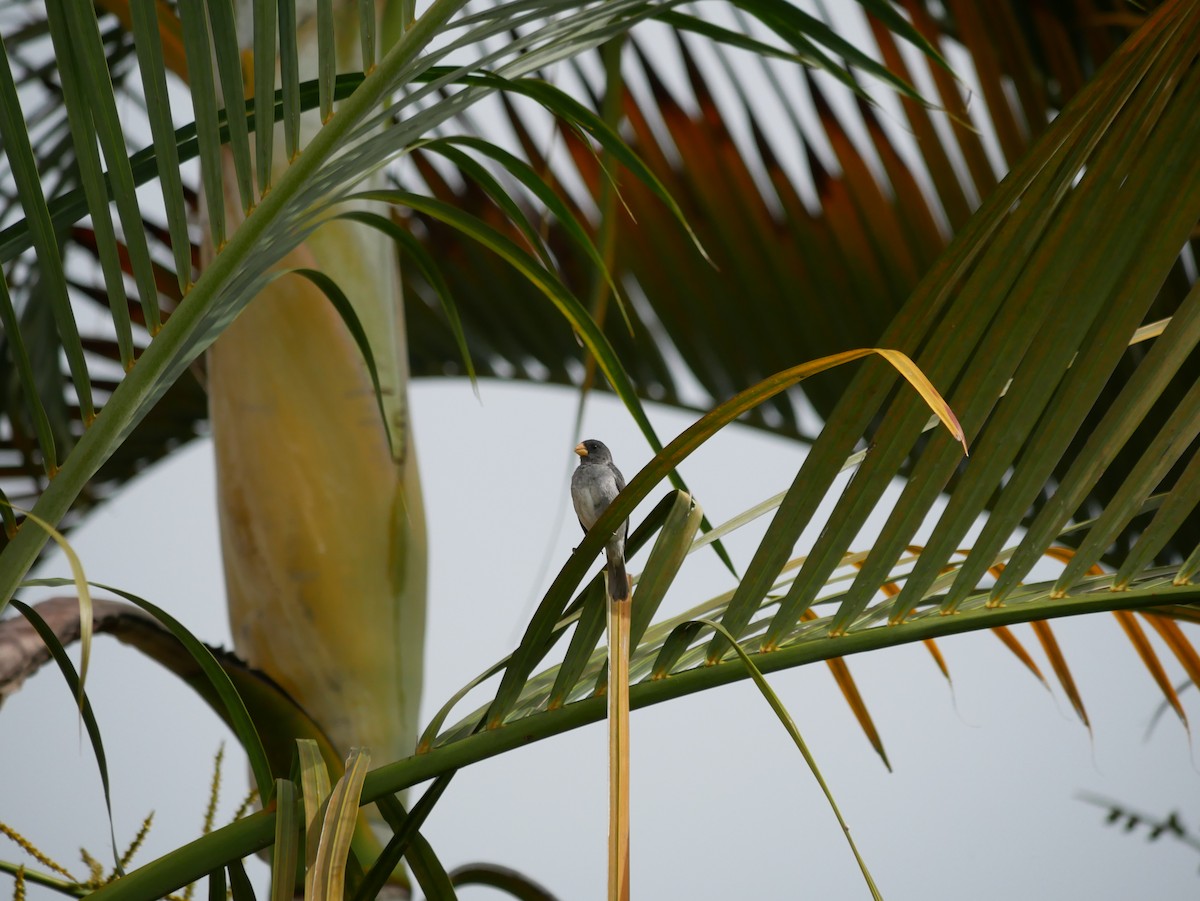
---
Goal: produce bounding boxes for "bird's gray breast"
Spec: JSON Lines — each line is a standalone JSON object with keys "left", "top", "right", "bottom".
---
{"left": 572, "top": 466, "right": 618, "bottom": 529}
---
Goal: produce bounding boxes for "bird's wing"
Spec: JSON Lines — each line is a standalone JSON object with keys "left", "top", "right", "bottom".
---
{"left": 607, "top": 464, "right": 628, "bottom": 541}
{"left": 609, "top": 463, "right": 626, "bottom": 494}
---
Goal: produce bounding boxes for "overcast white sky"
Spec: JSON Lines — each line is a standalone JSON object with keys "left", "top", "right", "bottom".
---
{"left": 3, "top": 381, "right": 1198, "bottom": 900}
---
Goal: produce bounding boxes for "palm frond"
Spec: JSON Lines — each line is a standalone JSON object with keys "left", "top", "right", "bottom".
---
{"left": 0, "top": 0, "right": 934, "bottom": 604}
{"left": 417, "top": 0, "right": 1200, "bottom": 746}
{"left": 400, "top": 2, "right": 1199, "bottom": 567}
{"left": 3, "top": 2, "right": 1186, "bottom": 559}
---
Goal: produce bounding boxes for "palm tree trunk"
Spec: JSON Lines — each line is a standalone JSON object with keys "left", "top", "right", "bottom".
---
{"left": 206, "top": 0, "right": 426, "bottom": 779}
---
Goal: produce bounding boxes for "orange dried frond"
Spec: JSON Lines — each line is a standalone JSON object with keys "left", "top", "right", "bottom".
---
{"left": 923, "top": 638, "right": 951, "bottom": 682}
{"left": 802, "top": 610, "right": 891, "bottom": 770}
{"left": 990, "top": 625, "right": 1048, "bottom": 685}
{"left": 1141, "top": 614, "right": 1200, "bottom": 688}
{"left": 1043, "top": 545, "right": 1106, "bottom": 576}
{"left": 1112, "top": 611, "right": 1187, "bottom": 728}
{"left": 1030, "top": 620, "right": 1090, "bottom": 729}
{"left": 828, "top": 656, "right": 893, "bottom": 771}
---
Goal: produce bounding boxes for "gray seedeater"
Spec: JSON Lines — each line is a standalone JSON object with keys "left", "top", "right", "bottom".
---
{"left": 571, "top": 439, "right": 629, "bottom": 601}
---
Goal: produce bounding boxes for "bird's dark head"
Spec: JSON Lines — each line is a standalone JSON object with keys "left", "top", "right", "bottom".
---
{"left": 574, "top": 439, "right": 612, "bottom": 464}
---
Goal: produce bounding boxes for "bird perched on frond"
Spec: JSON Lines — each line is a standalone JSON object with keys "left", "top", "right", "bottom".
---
{"left": 571, "top": 439, "right": 629, "bottom": 602}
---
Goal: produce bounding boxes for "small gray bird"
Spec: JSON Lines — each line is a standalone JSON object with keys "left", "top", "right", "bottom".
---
{"left": 571, "top": 439, "right": 629, "bottom": 601}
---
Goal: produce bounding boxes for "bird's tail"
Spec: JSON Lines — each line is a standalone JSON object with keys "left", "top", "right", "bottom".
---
{"left": 606, "top": 545, "right": 629, "bottom": 602}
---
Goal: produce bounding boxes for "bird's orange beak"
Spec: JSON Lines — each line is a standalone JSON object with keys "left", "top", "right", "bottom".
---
{"left": 574, "top": 442, "right": 588, "bottom": 457}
